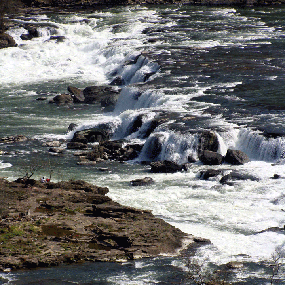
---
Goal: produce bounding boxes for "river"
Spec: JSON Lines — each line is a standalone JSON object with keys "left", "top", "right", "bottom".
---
{"left": 0, "top": 5, "right": 285, "bottom": 284}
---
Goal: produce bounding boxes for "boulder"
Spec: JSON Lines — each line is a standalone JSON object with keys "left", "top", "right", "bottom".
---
{"left": 0, "top": 33, "right": 17, "bottom": 49}
{"left": 83, "top": 86, "right": 120, "bottom": 104}
{"left": 224, "top": 149, "right": 250, "bottom": 165}
{"left": 49, "top": 94, "right": 73, "bottom": 105}
{"left": 199, "top": 150, "right": 223, "bottom": 165}
{"left": 67, "top": 123, "right": 78, "bottom": 132}
{"left": 198, "top": 130, "right": 219, "bottom": 156}
{"left": 220, "top": 171, "right": 260, "bottom": 185}
{"left": 100, "top": 94, "right": 119, "bottom": 112}
{"left": 150, "top": 160, "right": 187, "bottom": 173}
{"left": 72, "top": 124, "right": 112, "bottom": 144}
{"left": 130, "top": 177, "right": 155, "bottom": 186}
{"left": 67, "top": 86, "right": 84, "bottom": 103}
{"left": 125, "top": 114, "right": 144, "bottom": 136}
{"left": 110, "top": 76, "right": 125, "bottom": 86}
{"left": 143, "top": 134, "right": 163, "bottom": 161}
{"left": 20, "top": 26, "right": 39, "bottom": 41}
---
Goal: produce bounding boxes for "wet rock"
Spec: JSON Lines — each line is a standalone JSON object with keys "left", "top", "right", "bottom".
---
{"left": 48, "top": 36, "right": 66, "bottom": 42}
{"left": 220, "top": 171, "right": 260, "bottom": 185}
{"left": 125, "top": 114, "right": 144, "bottom": 136}
{"left": 48, "top": 147, "right": 64, "bottom": 154}
{"left": 142, "top": 134, "right": 163, "bottom": 161}
{"left": 199, "top": 150, "right": 223, "bottom": 165}
{"left": 257, "top": 226, "right": 285, "bottom": 234}
{"left": 72, "top": 124, "right": 113, "bottom": 144}
{"left": 200, "top": 169, "right": 223, "bottom": 180}
{"left": 271, "top": 174, "right": 281, "bottom": 179}
{"left": 130, "top": 177, "right": 155, "bottom": 186}
{"left": 100, "top": 94, "right": 119, "bottom": 112}
{"left": 0, "top": 135, "right": 28, "bottom": 144}
{"left": 67, "top": 142, "right": 88, "bottom": 150}
{"left": 224, "top": 149, "right": 250, "bottom": 165}
{"left": 198, "top": 130, "right": 219, "bottom": 156}
{"left": 83, "top": 86, "right": 120, "bottom": 104}
{"left": 150, "top": 160, "right": 188, "bottom": 173}
{"left": 0, "top": 33, "right": 17, "bottom": 49}
{"left": 110, "top": 76, "right": 125, "bottom": 86}
{"left": 68, "top": 123, "right": 78, "bottom": 132}
{"left": 225, "top": 261, "right": 244, "bottom": 269}
{"left": 43, "top": 141, "right": 62, "bottom": 147}
{"left": 36, "top": 97, "right": 47, "bottom": 101}
{"left": 20, "top": 26, "right": 39, "bottom": 40}
{"left": 49, "top": 94, "right": 73, "bottom": 105}
{"left": 67, "top": 86, "right": 84, "bottom": 103}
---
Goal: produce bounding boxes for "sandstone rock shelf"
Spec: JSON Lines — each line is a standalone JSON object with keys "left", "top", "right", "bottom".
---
{"left": 0, "top": 178, "right": 203, "bottom": 271}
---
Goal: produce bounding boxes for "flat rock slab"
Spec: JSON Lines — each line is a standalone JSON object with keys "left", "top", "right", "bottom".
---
{"left": 0, "top": 178, "right": 197, "bottom": 271}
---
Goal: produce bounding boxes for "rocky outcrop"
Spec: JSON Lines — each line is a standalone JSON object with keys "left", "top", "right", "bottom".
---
{"left": 0, "top": 33, "right": 17, "bottom": 49}
{"left": 224, "top": 149, "right": 250, "bottom": 165}
{"left": 0, "top": 178, "right": 197, "bottom": 271}
{"left": 49, "top": 93, "right": 73, "bottom": 105}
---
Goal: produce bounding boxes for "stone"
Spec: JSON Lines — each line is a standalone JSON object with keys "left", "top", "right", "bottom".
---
{"left": 200, "top": 169, "right": 223, "bottom": 180}
{"left": 220, "top": 171, "right": 260, "bottom": 185}
{"left": 125, "top": 114, "right": 144, "bottom": 136}
{"left": 198, "top": 130, "right": 219, "bottom": 156}
{"left": 67, "top": 142, "right": 88, "bottom": 150}
{"left": 72, "top": 124, "right": 112, "bottom": 144}
{"left": 224, "top": 149, "right": 250, "bottom": 165}
{"left": 130, "top": 177, "right": 155, "bottom": 186}
{"left": 67, "top": 86, "right": 84, "bottom": 103}
{"left": 110, "top": 76, "right": 125, "bottom": 86}
{"left": 143, "top": 134, "right": 163, "bottom": 160}
{"left": 0, "top": 135, "right": 27, "bottom": 144}
{"left": 199, "top": 150, "right": 223, "bottom": 165}
{"left": 68, "top": 123, "right": 78, "bottom": 132}
{"left": 0, "top": 33, "right": 17, "bottom": 49}
{"left": 150, "top": 160, "right": 187, "bottom": 173}
{"left": 48, "top": 36, "right": 66, "bottom": 42}
{"left": 83, "top": 86, "right": 120, "bottom": 104}
{"left": 49, "top": 94, "right": 73, "bottom": 105}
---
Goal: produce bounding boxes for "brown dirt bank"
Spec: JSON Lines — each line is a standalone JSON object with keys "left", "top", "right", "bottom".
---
{"left": 0, "top": 177, "right": 205, "bottom": 271}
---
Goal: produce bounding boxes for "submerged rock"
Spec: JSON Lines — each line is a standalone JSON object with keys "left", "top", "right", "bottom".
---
{"left": 200, "top": 169, "right": 223, "bottom": 180}
{"left": 220, "top": 171, "right": 260, "bottom": 185}
{"left": 150, "top": 160, "right": 188, "bottom": 173}
{"left": 0, "top": 135, "right": 28, "bottom": 144}
{"left": 130, "top": 177, "right": 155, "bottom": 186}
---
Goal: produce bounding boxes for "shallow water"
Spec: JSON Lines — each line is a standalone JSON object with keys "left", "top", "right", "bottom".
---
{"left": 1, "top": 5, "right": 285, "bottom": 284}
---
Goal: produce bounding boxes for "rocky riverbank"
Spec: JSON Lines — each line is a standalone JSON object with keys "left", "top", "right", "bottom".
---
{"left": 0, "top": 177, "right": 206, "bottom": 272}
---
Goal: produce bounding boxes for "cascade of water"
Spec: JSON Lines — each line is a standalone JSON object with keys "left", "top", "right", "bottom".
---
{"left": 236, "top": 128, "right": 285, "bottom": 162}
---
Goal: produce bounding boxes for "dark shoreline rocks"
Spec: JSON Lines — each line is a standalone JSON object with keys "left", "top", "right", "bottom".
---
{"left": 0, "top": 177, "right": 198, "bottom": 272}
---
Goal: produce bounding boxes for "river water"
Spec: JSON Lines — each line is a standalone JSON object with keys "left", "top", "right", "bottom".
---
{"left": 0, "top": 5, "right": 285, "bottom": 284}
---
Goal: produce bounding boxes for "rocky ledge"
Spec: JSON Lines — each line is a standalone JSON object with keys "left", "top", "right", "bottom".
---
{"left": 0, "top": 178, "right": 202, "bottom": 272}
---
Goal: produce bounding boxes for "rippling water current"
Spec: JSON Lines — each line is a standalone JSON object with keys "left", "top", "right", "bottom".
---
{"left": 1, "top": 5, "right": 285, "bottom": 284}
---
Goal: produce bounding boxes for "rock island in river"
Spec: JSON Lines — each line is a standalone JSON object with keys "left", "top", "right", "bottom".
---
{"left": 0, "top": 178, "right": 203, "bottom": 271}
